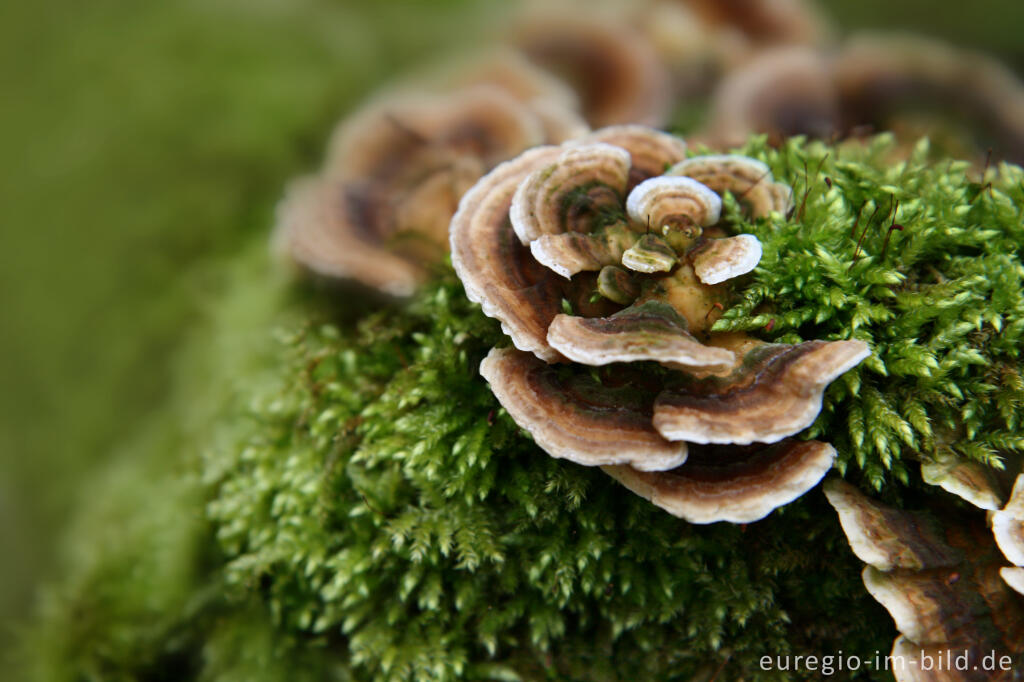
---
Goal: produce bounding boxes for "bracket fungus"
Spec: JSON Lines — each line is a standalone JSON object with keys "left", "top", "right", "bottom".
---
{"left": 704, "top": 33, "right": 1024, "bottom": 163}
{"left": 680, "top": 0, "right": 827, "bottom": 47}
{"left": 825, "top": 479, "right": 1024, "bottom": 681}
{"left": 994, "top": 476, "right": 1024, "bottom": 582}
{"left": 834, "top": 33, "right": 1024, "bottom": 164}
{"left": 451, "top": 125, "right": 869, "bottom": 523}
{"left": 276, "top": 60, "right": 586, "bottom": 296}
{"left": 921, "top": 452, "right": 1007, "bottom": 512}
{"left": 511, "top": 10, "right": 671, "bottom": 128}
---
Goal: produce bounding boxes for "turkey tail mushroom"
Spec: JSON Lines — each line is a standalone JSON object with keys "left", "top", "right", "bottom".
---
{"left": 512, "top": 10, "right": 672, "bottom": 128}
{"left": 452, "top": 126, "right": 869, "bottom": 522}
{"left": 481, "top": 347, "right": 687, "bottom": 472}
{"left": 653, "top": 340, "right": 871, "bottom": 445}
{"left": 603, "top": 440, "right": 836, "bottom": 524}
{"left": 825, "top": 479, "right": 1024, "bottom": 681}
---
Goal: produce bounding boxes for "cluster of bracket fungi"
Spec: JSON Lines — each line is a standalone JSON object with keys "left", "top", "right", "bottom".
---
{"left": 275, "top": 0, "right": 1024, "bottom": 299}
{"left": 825, "top": 470, "right": 1024, "bottom": 680}
{"left": 273, "top": 0, "right": 1024, "bottom": 674}
{"left": 449, "top": 125, "right": 869, "bottom": 523}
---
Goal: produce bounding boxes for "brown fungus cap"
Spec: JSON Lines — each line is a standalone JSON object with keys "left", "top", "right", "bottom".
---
{"left": 703, "top": 46, "right": 839, "bottom": 149}
{"left": 824, "top": 480, "right": 1024, "bottom": 680}
{"left": 680, "top": 0, "right": 827, "bottom": 47}
{"left": 835, "top": 33, "right": 1024, "bottom": 164}
{"left": 450, "top": 145, "right": 567, "bottom": 361}
{"left": 703, "top": 33, "right": 1024, "bottom": 163}
{"left": 921, "top": 452, "right": 1006, "bottom": 511}
{"left": 603, "top": 439, "right": 835, "bottom": 524}
{"left": 279, "top": 86, "right": 551, "bottom": 295}
{"left": 452, "top": 126, "right": 869, "bottom": 521}
{"left": 580, "top": 124, "right": 689, "bottom": 188}
{"left": 547, "top": 301, "right": 735, "bottom": 370}
{"left": 407, "top": 49, "right": 591, "bottom": 144}
{"left": 691, "top": 234, "right": 763, "bottom": 285}
{"left": 825, "top": 479, "right": 962, "bottom": 572}
{"left": 653, "top": 340, "right": 870, "bottom": 445}
{"left": 512, "top": 10, "right": 672, "bottom": 128}
{"left": 275, "top": 177, "right": 425, "bottom": 297}
{"left": 510, "top": 143, "right": 631, "bottom": 244}
{"left": 481, "top": 347, "right": 687, "bottom": 472}
{"left": 994, "top": 475, "right": 1024, "bottom": 568}
{"left": 510, "top": 142, "right": 637, "bottom": 280}
{"left": 666, "top": 154, "right": 793, "bottom": 219}
{"left": 325, "top": 87, "right": 546, "bottom": 185}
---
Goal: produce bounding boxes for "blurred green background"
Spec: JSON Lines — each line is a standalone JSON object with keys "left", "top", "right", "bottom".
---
{"left": 2, "top": 0, "right": 1021, "bottom": 666}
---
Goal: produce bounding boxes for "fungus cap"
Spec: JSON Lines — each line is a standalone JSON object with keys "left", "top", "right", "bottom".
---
{"left": 513, "top": 11, "right": 672, "bottom": 127}
{"left": 825, "top": 478, "right": 1024, "bottom": 674}
{"left": 703, "top": 46, "right": 839, "bottom": 148}
{"left": 666, "top": 154, "right": 793, "bottom": 218}
{"left": 450, "top": 145, "right": 567, "bottom": 361}
{"left": 603, "top": 439, "right": 836, "bottom": 523}
{"left": 578, "top": 124, "right": 689, "bottom": 187}
{"left": 510, "top": 142, "right": 631, "bottom": 244}
{"left": 921, "top": 453, "right": 1005, "bottom": 511}
{"left": 692, "top": 234, "right": 763, "bottom": 285}
{"left": 546, "top": 301, "right": 735, "bottom": 370}
{"left": 624, "top": 176, "right": 723, "bottom": 234}
{"left": 823, "top": 479, "right": 960, "bottom": 571}
{"left": 993, "top": 475, "right": 1024, "bottom": 567}
{"left": 653, "top": 340, "right": 870, "bottom": 444}
{"left": 279, "top": 85, "right": 562, "bottom": 295}
{"left": 481, "top": 347, "right": 687, "bottom": 472}
{"left": 275, "top": 177, "right": 422, "bottom": 297}
{"left": 835, "top": 33, "right": 1024, "bottom": 163}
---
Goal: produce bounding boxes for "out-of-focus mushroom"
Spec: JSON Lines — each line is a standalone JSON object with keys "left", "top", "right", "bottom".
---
{"left": 834, "top": 33, "right": 1024, "bottom": 164}
{"left": 703, "top": 46, "right": 840, "bottom": 149}
{"left": 824, "top": 479, "right": 1024, "bottom": 681}
{"left": 636, "top": 0, "right": 828, "bottom": 113}
{"left": 481, "top": 347, "right": 687, "bottom": 471}
{"left": 512, "top": 10, "right": 671, "bottom": 128}
{"left": 604, "top": 439, "right": 836, "bottom": 523}
{"left": 280, "top": 87, "right": 542, "bottom": 294}
{"left": 408, "top": 49, "right": 591, "bottom": 144}
{"left": 653, "top": 340, "right": 870, "bottom": 445}
{"left": 680, "top": 0, "right": 827, "bottom": 47}
{"left": 277, "top": 49, "right": 590, "bottom": 296}
{"left": 702, "top": 33, "right": 1024, "bottom": 163}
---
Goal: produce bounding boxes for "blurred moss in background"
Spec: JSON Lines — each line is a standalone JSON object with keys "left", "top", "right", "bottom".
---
{"left": 1, "top": 0, "right": 1021, "bottom": 668}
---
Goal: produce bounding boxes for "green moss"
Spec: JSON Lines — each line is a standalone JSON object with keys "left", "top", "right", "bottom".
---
{"left": 201, "top": 275, "right": 890, "bottom": 681}
{"left": 714, "top": 135, "right": 1024, "bottom": 490}
{"left": 24, "top": 137, "right": 1024, "bottom": 680}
